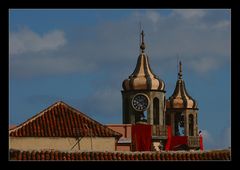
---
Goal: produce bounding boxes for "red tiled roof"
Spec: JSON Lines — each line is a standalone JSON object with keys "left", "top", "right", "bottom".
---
{"left": 9, "top": 101, "right": 122, "bottom": 138}
{"left": 9, "top": 149, "right": 231, "bottom": 161}
{"left": 9, "top": 125, "right": 16, "bottom": 130}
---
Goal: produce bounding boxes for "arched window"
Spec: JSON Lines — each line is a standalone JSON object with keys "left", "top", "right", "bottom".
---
{"left": 175, "top": 112, "right": 184, "bottom": 136}
{"left": 189, "top": 114, "right": 194, "bottom": 136}
{"left": 153, "top": 98, "right": 159, "bottom": 125}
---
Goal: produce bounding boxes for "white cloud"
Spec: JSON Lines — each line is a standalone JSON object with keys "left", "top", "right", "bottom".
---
{"left": 84, "top": 87, "right": 120, "bottom": 114}
{"left": 146, "top": 11, "right": 160, "bottom": 24}
{"left": 9, "top": 27, "right": 67, "bottom": 55}
{"left": 9, "top": 10, "right": 230, "bottom": 78}
{"left": 172, "top": 9, "right": 206, "bottom": 19}
{"left": 187, "top": 57, "right": 220, "bottom": 74}
{"left": 10, "top": 54, "right": 97, "bottom": 77}
{"left": 200, "top": 127, "right": 231, "bottom": 150}
{"left": 201, "top": 129, "right": 215, "bottom": 149}
{"left": 70, "top": 86, "right": 122, "bottom": 124}
{"left": 213, "top": 20, "right": 231, "bottom": 29}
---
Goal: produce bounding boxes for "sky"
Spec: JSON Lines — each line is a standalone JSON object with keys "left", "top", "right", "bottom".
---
{"left": 9, "top": 9, "right": 231, "bottom": 150}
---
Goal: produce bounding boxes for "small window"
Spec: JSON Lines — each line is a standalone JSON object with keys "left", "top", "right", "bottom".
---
{"left": 153, "top": 98, "right": 159, "bottom": 125}
{"left": 189, "top": 114, "right": 194, "bottom": 136}
{"left": 175, "top": 113, "right": 184, "bottom": 136}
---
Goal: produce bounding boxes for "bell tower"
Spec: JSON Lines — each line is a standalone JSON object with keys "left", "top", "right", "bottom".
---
{"left": 166, "top": 61, "right": 200, "bottom": 149}
{"left": 121, "top": 30, "right": 166, "bottom": 134}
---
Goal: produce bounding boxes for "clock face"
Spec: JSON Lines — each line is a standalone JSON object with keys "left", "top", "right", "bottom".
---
{"left": 132, "top": 93, "right": 149, "bottom": 111}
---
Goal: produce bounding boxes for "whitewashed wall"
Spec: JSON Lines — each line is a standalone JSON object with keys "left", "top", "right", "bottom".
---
{"left": 9, "top": 137, "right": 116, "bottom": 151}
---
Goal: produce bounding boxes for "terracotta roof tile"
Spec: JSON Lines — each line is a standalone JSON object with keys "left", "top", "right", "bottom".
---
{"left": 9, "top": 101, "right": 122, "bottom": 138}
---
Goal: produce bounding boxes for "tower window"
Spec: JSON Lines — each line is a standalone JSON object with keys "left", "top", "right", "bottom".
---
{"left": 175, "top": 113, "right": 184, "bottom": 136}
{"left": 153, "top": 98, "right": 159, "bottom": 125}
{"left": 189, "top": 114, "right": 194, "bottom": 136}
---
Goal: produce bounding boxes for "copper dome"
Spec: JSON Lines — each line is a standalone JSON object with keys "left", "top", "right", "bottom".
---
{"left": 166, "top": 61, "right": 197, "bottom": 109}
{"left": 122, "top": 30, "right": 165, "bottom": 91}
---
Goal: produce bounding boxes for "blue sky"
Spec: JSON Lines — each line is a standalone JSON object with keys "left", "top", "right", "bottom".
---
{"left": 9, "top": 9, "right": 231, "bottom": 150}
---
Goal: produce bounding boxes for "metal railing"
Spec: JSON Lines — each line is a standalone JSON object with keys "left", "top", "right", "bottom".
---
{"left": 188, "top": 136, "right": 200, "bottom": 147}
{"left": 152, "top": 125, "right": 168, "bottom": 136}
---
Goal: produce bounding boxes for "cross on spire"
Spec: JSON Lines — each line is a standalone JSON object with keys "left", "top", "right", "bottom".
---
{"left": 140, "top": 30, "right": 146, "bottom": 53}
{"left": 178, "top": 61, "right": 183, "bottom": 79}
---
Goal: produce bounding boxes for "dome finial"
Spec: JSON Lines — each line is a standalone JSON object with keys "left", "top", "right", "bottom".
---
{"left": 140, "top": 30, "right": 145, "bottom": 53}
{"left": 178, "top": 61, "right": 183, "bottom": 79}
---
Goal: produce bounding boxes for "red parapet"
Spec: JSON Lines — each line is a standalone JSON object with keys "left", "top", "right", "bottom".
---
{"left": 171, "top": 136, "right": 188, "bottom": 150}
{"left": 165, "top": 126, "right": 204, "bottom": 151}
{"left": 131, "top": 124, "right": 152, "bottom": 151}
{"left": 199, "top": 135, "right": 204, "bottom": 150}
{"left": 165, "top": 125, "right": 172, "bottom": 150}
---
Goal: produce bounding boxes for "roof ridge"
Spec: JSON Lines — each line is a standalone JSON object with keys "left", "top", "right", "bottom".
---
{"left": 9, "top": 149, "right": 231, "bottom": 160}
{"left": 9, "top": 101, "right": 63, "bottom": 133}
{"left": 9, "top": 101, "right": 122, "bottom": 138}
{"left": 59, "top": 101, "right": 122, "bottom": 136}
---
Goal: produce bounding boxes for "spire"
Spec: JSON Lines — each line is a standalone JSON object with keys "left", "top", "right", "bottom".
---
{"left": 140, "top": 30, "right": 145, "bottom": 53}
{"left": 167, "top": 60, "right": 198, "bottom": 109}
{"left": 122, "top": 30, "right": 165, "bottom": 91}
{"left": 178, "top": 61, "right": 183, "bottom": 79}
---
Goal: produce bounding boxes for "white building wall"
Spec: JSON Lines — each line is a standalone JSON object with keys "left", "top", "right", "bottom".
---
{"left": 9, "top": 137, "right": 116, "bottom": 151}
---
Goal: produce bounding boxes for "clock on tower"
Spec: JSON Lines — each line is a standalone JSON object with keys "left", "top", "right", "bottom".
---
{"left": 121, "top": 30, "right": 166, "bottom": 126}
{"left": 132, "top": 93, "right": 149, "bottom": 112}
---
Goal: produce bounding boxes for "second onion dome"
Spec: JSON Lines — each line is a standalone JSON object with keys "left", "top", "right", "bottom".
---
{"left": 122, "top": 30, "right": 165, "bottom": 91}
{"left": 166, "top": 61, "right": 198, "bottom": 109}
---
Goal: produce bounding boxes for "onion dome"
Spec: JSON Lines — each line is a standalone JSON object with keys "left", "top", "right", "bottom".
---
{"left": 122, "top": 30, "right": 165, "bottom": 91}
{"left": 166, "top": 61, "right": 198, "bottom": 109}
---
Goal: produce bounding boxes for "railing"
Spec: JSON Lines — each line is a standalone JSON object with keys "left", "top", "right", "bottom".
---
{"left": 152, "top": 125, "right": 168, "bottom": 137}
{"left": 188, "top": 136, "right": 200, "bottom": 147}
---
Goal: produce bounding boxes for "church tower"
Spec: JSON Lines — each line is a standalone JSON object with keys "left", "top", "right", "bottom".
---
{"left": 121, "top": 31, "right": 166, "bottom": 137}
{"left": 166, "top": 61, "right": 200, "bottom": 149}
